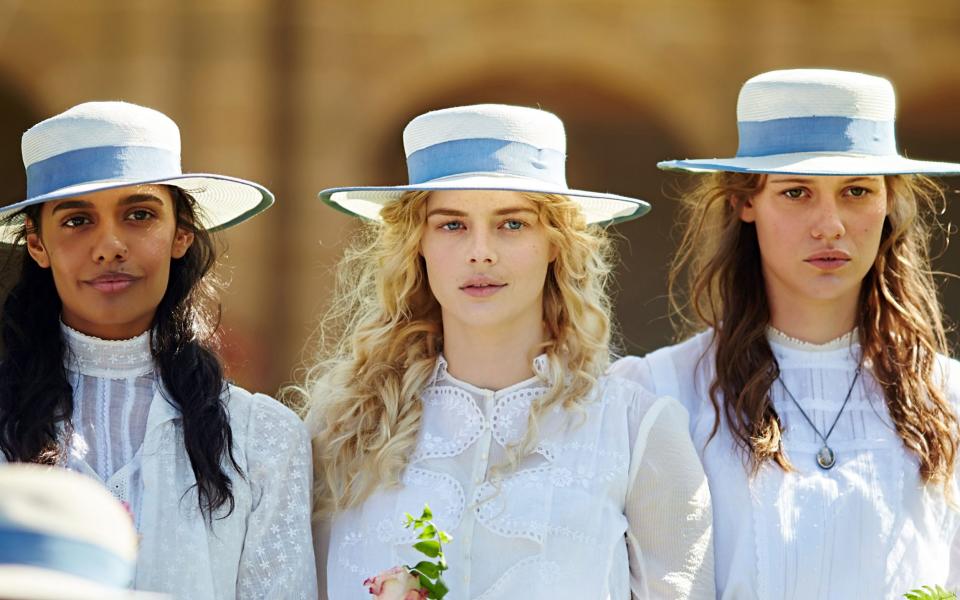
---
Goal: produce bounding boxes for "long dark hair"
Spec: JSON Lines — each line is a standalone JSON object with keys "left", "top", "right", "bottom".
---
{"left": 668, "top": 171, "right": 959, "bottom": 489}
{"left": 0, "top": 187, "right": 242, "bottom": 518}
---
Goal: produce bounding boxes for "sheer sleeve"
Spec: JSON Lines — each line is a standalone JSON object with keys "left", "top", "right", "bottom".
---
{"left": 235, "top": 395, "right": 318, "bottom": 600}
{"left": 625, "top": 395, "right": 715, "bottom": 599}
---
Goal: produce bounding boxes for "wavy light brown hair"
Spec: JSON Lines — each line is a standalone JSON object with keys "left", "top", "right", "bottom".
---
{"left": 670, "top": 171, "right": 959, "bottom": 486}
{"left": 292, "top": 191, "right": 615, "bottom": 518}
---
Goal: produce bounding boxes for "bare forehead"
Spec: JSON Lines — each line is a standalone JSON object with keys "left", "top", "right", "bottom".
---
{"left": 425, "top": 189, "right": 537, "bottom": 216}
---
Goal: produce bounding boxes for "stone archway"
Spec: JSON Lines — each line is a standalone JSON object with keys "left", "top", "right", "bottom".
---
{"left": 373, "top": 71, "right": 689, "bottom": 356}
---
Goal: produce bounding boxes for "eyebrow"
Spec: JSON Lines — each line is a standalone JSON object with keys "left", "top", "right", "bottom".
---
{"left": 50, "top": 193, "right": 165, "bottom": 214}
{"left": 768, "top": 176, "right": 878, "bottom": 186}
{"left": 425, "top": 206, "right": 539, "bottom": 218}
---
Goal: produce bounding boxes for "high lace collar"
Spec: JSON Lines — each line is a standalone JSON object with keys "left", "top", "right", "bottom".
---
{"left": 61, "top": 322, "right": 155, "bottom": 379}
{"left": 430, "top": 353, "right": 551, "bottom": 391}
{"left": 766, "top": 326, "right": 858, "bottom": 352}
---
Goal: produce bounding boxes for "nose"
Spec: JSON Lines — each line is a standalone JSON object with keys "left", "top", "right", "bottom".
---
{"left": 810, "top": 196, "right": 845, "bottom": 241}
{"left": 91, "top": 223, "right": 129, "bottom": 264}
{"left": 468, "top": 228, "right": 497, "bottom": 265}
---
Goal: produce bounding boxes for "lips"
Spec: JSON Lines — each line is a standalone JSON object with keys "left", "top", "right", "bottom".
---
{"left": 460, "top": 275, "right": 507, "bottom": 298}
{"left": 804, "top": 250, "right": 851, "bottom": 271}
{"left": 85, "top": 272, "right": 140, "bottom": 293}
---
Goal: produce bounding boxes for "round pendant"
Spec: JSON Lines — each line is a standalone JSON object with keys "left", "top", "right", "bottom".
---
{"left": 816, "top": 445, "right": 836, "bottom": 470}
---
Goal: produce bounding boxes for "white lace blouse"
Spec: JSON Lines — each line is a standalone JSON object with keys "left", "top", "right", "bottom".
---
{"left": 321, "top": 355, "right": 715, "bottom": 600}
{"left": 610, "top": 329, "right": 960, "bottom": 600}
{"left": 1, "top": 324, "right": 318, "bottom": 599}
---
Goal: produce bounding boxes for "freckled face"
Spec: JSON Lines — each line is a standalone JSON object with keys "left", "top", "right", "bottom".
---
{"left": 25, "top": 184, "right": 194, "bottom": 340}
{"left": 419, "top": 190, "right": 556, "bottom": 333}
{"left": 740, "top": 174, "right": 888, "bottom": 309}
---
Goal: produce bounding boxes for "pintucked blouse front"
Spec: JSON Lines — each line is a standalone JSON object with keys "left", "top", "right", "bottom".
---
{"left": 1, "top": 325, "right": 318, "bottom": 599}
{"left": 611, "top": 329, "right": 960, "bottom": 600}
{"left": 324, "top": 355, "right": 715, "bottom": 600}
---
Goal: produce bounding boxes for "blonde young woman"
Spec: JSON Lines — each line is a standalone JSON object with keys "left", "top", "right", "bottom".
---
{"left": 612, "top": 69, "right": 960, "bottom": 599}
{"left": 299, "top": 104, "right": 715, "bottom": 599}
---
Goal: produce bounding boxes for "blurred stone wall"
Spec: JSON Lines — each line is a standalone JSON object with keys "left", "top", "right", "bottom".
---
{"left": 0, "top": 0, "right": 958, "bottom": 395}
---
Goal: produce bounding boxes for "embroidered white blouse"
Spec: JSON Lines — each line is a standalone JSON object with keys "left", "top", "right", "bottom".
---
{"left": 0, "top": 325, "right": 318, "bottom": 599}
{"left": 610, "top": 329, "right": 960, "bottom": 600}
{"left": 321, "top": 355, "right": 715, "bottom": 600}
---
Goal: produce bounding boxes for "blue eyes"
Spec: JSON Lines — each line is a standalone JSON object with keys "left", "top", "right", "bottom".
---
{"left": 437, "top": 219, "right": 526, "bottom": 231}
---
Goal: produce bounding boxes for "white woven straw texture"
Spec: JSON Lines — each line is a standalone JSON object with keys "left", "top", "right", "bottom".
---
{"left": 402, "top": 104, "right": 567, "bottom": 156}
{"left": 0, "top": 465, "right": 138, "bottom": 562}
{"left": 22, "top": 101, "right": 181, "bottom": 166}
{"left": 737, "top": 69, "right": 895, "bottom": 122}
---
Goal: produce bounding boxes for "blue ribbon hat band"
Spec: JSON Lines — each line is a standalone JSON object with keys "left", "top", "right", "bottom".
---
{"left": 26, "top": 145, "right": 180, "bottom": 198}
{"left": 736, "top": 116, "right": 897, "bottom": 157}
{"left": 0, "top": 526, "right": 134, "bottom": 588}
{"left": 406, "top": 138, "right": 567, "bottom": 186}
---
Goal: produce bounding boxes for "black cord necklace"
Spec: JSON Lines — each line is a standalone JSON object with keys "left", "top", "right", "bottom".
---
{"left": 776, "top": 365, "right": 862, "bottom": 470}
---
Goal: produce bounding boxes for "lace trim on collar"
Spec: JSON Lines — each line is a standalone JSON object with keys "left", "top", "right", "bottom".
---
{"left": 767, "top": 326, "right": 858, "bottom": 352}
{"left": 61, "top": 322, "right": 154, "bottom": 379}
{"left": 429, "top": 353, "right": 551, "bottom": 389}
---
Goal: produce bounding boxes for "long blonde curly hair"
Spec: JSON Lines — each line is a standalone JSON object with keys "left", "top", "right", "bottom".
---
{"left": 669, "top": 171, "right": 959, "bottom": 487}
{"left": 295, "top": 191, "right": 615, "bottom": 518}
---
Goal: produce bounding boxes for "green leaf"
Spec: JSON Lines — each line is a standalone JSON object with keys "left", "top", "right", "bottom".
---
{"left": 418, "top": 524, "right": 437, "bottom": 539}
{"left": 438, "top": 531, "right": 453, "bottom": 544}
{"left": 414, "top": 540, "right": 441, "bottom": 558}
{"left": 903, "top": 585, "right": 957, "bottom": 600}
{"left": 431, "top": 578, "right": 449, "bottom": 599}
{"left": 419, "top": 576, "right": 450, "bottom": 600}
{"left": 422, "top": 504, "right": 433, "bottom": 520}
{"left": 412, "top": 560, "right": 440, "bottom": 579}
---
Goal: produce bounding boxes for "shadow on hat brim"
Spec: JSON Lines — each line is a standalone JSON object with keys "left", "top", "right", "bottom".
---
{"left": 318, "top": 176, "right": 651, "bottom": 226}
{"left": 0, "top": 173, "right": 273, "bottom": 245}
{"left": 0, "top": 566, "right": 168, "bottom": 600}
{"left": 658, "top": 153, "right": 960, "bottom": 176}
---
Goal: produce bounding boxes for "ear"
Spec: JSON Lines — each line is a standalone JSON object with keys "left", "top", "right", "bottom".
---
{"left": 24, "top": 217, "right": 50, "bottom": 268}
{"left": 736, "top": 194, "right": 757, "bottom": 223}
{"left": 548, "top": 242, "right": 559, "bottom": 263}
{"left": 171, "top": 226, "right": 195, "bottom": 259}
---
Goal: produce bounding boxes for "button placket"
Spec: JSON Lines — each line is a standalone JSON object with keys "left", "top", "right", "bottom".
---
{"left": 462, "top": 389, "right": 495, "bottom": 592}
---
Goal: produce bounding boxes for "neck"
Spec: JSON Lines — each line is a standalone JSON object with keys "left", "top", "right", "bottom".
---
{"left": 61, "top": 310, "right": 153, "bottom": 341}
{"left": 767, "top": 285, "right": 858, "bottom": 345}
{"left": 441, "top": 313, "right": 546, "bottom": 391}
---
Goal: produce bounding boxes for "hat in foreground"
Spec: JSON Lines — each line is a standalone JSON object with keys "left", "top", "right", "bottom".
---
{"left": 0, "top": 464, "right": 167, "bottom": 599}
{"left": 659, "top": 69, "right": 960, "bottom": 176}
{"left": 0, "top": 101, "right": 273, "bottom": 243}
{"left": 320, "top": 103, "right": 650, "bottom": 225}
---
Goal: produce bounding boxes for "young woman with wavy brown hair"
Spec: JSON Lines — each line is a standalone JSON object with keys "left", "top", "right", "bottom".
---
{"left": 612, "top": 69, "right": 960, "bottom": 599}
{"left": 298, "top": 104, "right": 715, "bottom": 599}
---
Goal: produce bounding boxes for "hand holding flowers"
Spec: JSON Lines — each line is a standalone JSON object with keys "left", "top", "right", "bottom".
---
{"left": 365, "top": 504, "right": 452, "bottom": 600}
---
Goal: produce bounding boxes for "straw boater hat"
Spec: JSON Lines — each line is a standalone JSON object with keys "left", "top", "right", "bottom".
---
{"left": 0, "top": 101, "right": 274, "bottom": 243}
{"left": 0, "top": 464, "right": 166, "bottom": 599}
{"left": 320, "top": 103, "right": 650, "bottom": 225}
{"left": 659, "top": 68, "right": 960, "bottom": 175}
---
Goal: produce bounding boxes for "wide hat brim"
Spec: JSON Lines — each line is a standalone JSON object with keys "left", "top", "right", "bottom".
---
{"left": 658, "top": 152, "right": 960, "bottom": 176}
{"left": 319, "top": 174, "right": 650, "bottom": 226}
{"left": 0, "top": 173, "right": 273, "bottom": 244}
{"left": 0, "top": 566, "right": 167, "bottom": 600}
